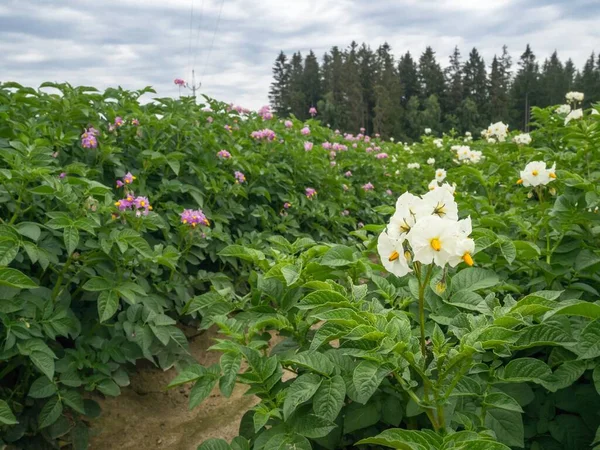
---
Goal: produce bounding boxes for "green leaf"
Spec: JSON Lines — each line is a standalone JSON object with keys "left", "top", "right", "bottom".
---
{"left": 30, "top": 185, "right": 55, "bottom": 195}
{"left": 168, "top": 365, "right": 206, "bottom": 389}
{"left": 0, "top": 400, "right": 18, "bottom": 425}
{"left": 484, "top": 408, "right": 524, "bottom": 448}
{"left": 282, "top": 373, "right": 322, "bottom": 421}
{"left": 312, "top": 375, "right": 345, "bottom": 421}
{"left": 356, "top": 428, "right": 441, "bottom": 449}
{"left": 0, "top": 267, "right": 37, "bottom": 289}
{"left": 483, "top": 392, "right": 523, "bottom": 413}
{"left": 593, "top": 365, "right": 600, "bottom": 395}
{"left": 83, "top": 277, "right": 112, "bottom": 291}
{"left": 576, "top": 318, "right": 600, "bottom": 359}
{"left": 291, "top": 414, "right": 337, "bottom": 438}
{"left": 63, "top": 227, "right": 79, "bottom": 255}
{"left": 263, "top": 433, "right": 311, "bottom": 450}
{"left": 501, "top": 358, "right": 552, "bottom": 386}
{"left": 38, "top": 396, "right": 63, "bottom": 429}
{"left": 97, "top": 290, "right": 119, "bottom": 322}
{"left": 285, "top": 352, "right": 334, "bottom": 377}
{"left": 353, "top": 361, "right": 390, "bottom": 404}
{"left": 550, "top": 301, "right": 600, "bottom": 320}
{"left": 71, "top": 423, "right": 89, "bottom": 450}
{"left": 197, "top": 438, "right": 231, "bottom": 450}
{"left": 61, "top": 390, "right": 86, "bottom": 414}
{"left": 29, "top": 376, "right": 57, "bottom": 399}
{"left": 190, "top": 375, "right": 219, "bottom": 409}
{"left": 451, "top": 268, "right": 499, "bottom": 292}
{"left": 219, "top": 353, "right": 241, "bottom": 397}
{"left": 97, "top": 379, "right": 121, "bottom": 397}
{"left": 30, "top": 351, "right": 55, "bottom": 380}
{"left": 281, "top": 265, "right": 300, "bottom": 286}
{"left": 218, "top": 245, "right": 265, "bottom": 262}
{"left": 320, "top": 245, "right": 355, "bottom": 267}
{"left": 498, "top": 238, "right": 516, "bottom": 264}
{"left": 0, "top": 237, "right": 19, "bottom": 265}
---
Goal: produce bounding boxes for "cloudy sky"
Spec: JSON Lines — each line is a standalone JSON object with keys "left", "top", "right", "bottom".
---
{"left": 2, "top": 0, "right": 599, "bottom": 109}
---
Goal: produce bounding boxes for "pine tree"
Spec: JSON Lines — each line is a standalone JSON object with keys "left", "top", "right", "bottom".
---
{"left": 418, "top": 47, "right": 445, "bottom": 101}
{"left": 539, "top": 51, "right": 565, "bottom": 107}
{"left": 288, "top": 52, "right": 306, "bottom": 119}
{"left": 302, "top": 51, "right": 322, "bottom": 112}
{"left": 373, "top": 43, "right": 403, "bottom": 138}
{"left": 462, "top": 48, "right": 488, "bottom": 127}
{"left": 398, "top": 52, "right": 420, "bottom": 101}
{"left": 564, "top": 59, "right": 576, "bottom": 92}
{"left": 358, "top": 43, "right": 377, "bottom": 134}
{"left": 340, "top": 42, "right": 364, "bottom": 132}
{"left": 444, "top": 46, "right": 463, "bottom": 124}
{"left": 575, "top": 53, "right": 599, "bottom": 107}
{"left": 511, "top": 44, "right": 540, "bottom": 131}
{"left": 268, "top": 51, "right": 290, "bottom": 115}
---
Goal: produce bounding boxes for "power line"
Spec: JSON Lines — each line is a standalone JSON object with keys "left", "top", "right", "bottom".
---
{"left": 186, "top": 0, "right": 196, "bottom": 79}
{"left": 200, "top": 0, "right": 226, "bottom": 83}
{"left": 191, "top": 0, "right": 206, "bottom": 79}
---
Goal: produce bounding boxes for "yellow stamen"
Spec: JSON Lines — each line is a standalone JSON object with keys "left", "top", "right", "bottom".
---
{"left": 183, "top": 219, "right": 187, "bottom": 224}
{"left": 404, "top": 250, "right": 412, "bottom": 263}
{"left": 133, "top": 176, "right": 137, "bottom": 180}
{"left": 462, "top": 252, "right": 474, "bottom": 266}
{"left": 549, "top": 172, "right": 556, "bottom": 179}
{"left": 532, "top": 170, "right": 538, "bottom": 176}
{"left": 125, "top": 179, "right": 131, "bottom": 184}
{"left": 516, "top": 179, "right": 523, "bottom": 185}
{"left": 115, "top": 201, "right": 120, "bottom": 206}
{"left": 191, "top": 223, "right": 197, "bottom": 227}
{"left": 430, "top": 238, "right": 441, "bottom": 251}
{"left": 148, "top": 206, "right": 153, "bottom": 210}
{"left": 388, "top": 250, "right": 399, "bottom": 262}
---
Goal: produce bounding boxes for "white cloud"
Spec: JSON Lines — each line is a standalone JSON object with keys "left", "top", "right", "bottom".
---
{"left": 0, "top": 0, "right": 598, "bottom": 109}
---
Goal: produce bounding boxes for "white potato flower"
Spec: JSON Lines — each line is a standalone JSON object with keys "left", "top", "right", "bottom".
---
{"left": 485, "top": 121, "right": 509, "bottom": 142}
{"left": 388, "top": 192, "right": 423, "bottom": 238}
{"left": 565, "top": 108, "right": 583, "bottom": 125}
{"left": 417, "top": 188, "right": 458, "bottom": 221}
{"left": 555, "top": 104, "right": 571, "bottom": 115}
{"left": 566, "top": 91, "right": 584, "bottom": 103}
{"left": 518, "top": 161, "right": 557, "bottom": 187}
{"left": 406, "top": 215, "right": 459, "bottom": 267}
{"left": 433, "top": 138, "right": 443, "bottom": 148}
{"left": 407, "top": 162, "right": 420, "bottom": 169}
{"left": 469, "top": 150, "right": 483, "bottom": 164}
{"left": 428, "top": 179, "right": 439, "bottom": 191}
{"left": 424, "top": 128, "right": 432, "bottom": 134}
{"left": 377, "top": 231, "right": 412, "bottom": 277}
{"left": 513, "top": 133, "right": 532, "bottom": 145}
{"left": 435, "top": 168, "right": 446, "bottom": 183}
{"left": 427, "top": 158, "right": 435, "bottom": 165}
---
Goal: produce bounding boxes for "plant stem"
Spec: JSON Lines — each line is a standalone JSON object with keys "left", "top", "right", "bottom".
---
{"left": 418, "top": 265, "right": 434, "bottom": 362}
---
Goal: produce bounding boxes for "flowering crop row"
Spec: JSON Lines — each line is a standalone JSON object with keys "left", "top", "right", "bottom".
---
{"left": 0, "top": 82, "right": 599, "bottom": 449}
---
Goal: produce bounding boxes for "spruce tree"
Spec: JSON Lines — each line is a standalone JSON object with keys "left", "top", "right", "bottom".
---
{"left": 288, "top": 52, "right": 306, "bottom": 119}
{"left": 268, "top": 51, "right": 290, "bottom": 116}
{"left": 418, "top": 47, "right": 445, "bottom": 101}
{"left": 511, "top": 44, "right": 540, "bottom": 131}
{"left": 539, "top": 51, "right": 566, "bottom": 107}
{"left": 358, "top": 43, "right": 377, "bottom": 134}
{"left": 302, "top": 51, "right": 322, "bottom": 112}
{"left": 462, "top": 48, "right": 488, "bottom": 127}
{"left": 444, "top": 46, "right": 463, "bottom": 127}
{"left": 398, "top": 52, "right": 420, "bottom": 101}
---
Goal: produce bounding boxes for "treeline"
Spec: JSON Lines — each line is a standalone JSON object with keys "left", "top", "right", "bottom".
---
{"left": 268, "top": 42, "right": 600, "bottom": 140}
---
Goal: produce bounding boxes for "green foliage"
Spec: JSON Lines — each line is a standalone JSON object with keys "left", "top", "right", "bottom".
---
{"left": 2, "top": 80, "right": 600, "bottom": 450}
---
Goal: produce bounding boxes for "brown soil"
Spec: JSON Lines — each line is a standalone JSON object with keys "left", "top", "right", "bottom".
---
{"left": 88, "top": 326, "right": 259, "bottom": 450}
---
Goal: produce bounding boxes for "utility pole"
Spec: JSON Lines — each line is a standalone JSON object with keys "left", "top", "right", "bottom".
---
{"left": 187, "top": 69, "right": 202, "bottom": 98}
